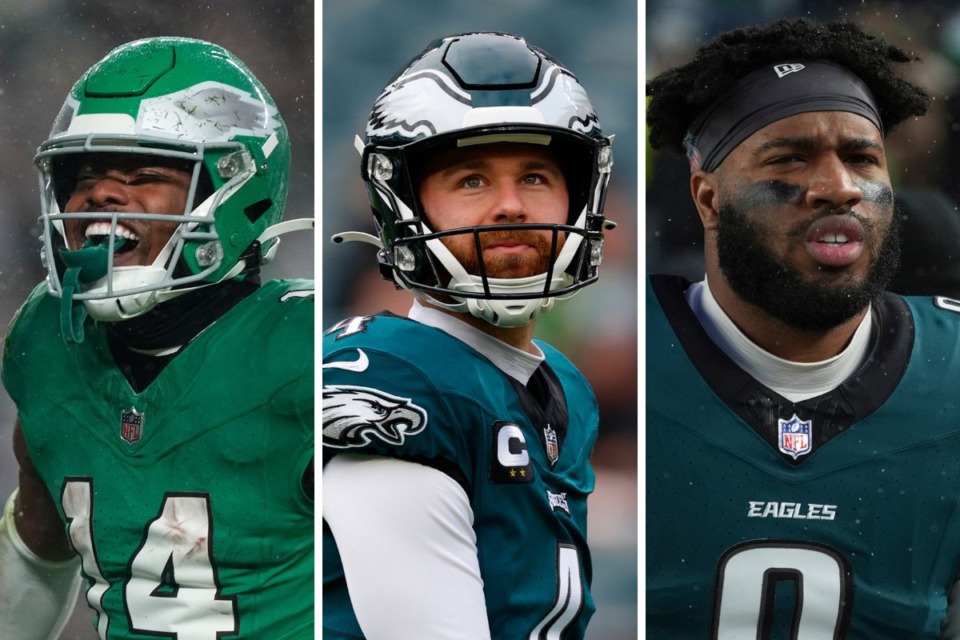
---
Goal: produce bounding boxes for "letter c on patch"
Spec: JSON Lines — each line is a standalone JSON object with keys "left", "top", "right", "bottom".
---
{"left": 497, "top": 424, "right": 529, "bottom": 467}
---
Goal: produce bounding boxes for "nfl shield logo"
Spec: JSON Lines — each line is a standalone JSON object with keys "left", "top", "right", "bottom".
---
{"left": 543, "top": 426, "right": 559, "bottom": 466}
{"left": 120, "top": 408, "right": 144, "bottom": 445}
{"left": 778, "top": 414, "right": 812, "bottom": 459}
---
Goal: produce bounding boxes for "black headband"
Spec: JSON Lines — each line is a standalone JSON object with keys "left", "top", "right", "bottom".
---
{"left": 683, "top": 61, "right": 883, "bottom": 172}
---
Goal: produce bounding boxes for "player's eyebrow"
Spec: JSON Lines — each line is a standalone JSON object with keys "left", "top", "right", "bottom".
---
{"left": 438, "top": 158, "right": 493, "bottom": 175}
{"left": 752, "top": 136, "right": 884, "bottom": 155}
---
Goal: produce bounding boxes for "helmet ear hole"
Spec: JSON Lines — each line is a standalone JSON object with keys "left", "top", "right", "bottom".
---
{"left": 244, "top": 199, "right": 272, "bottom": 223}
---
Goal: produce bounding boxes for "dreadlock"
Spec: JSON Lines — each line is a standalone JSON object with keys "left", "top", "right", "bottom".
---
{"left": 646, "top": 18, "right": 930, "bottom": 155}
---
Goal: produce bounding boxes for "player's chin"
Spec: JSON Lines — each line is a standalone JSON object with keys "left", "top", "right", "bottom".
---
{"left": 799, "top": 267, "right": 873, "bottom": 293}
{"left": 483, "top": 254, "right": 552, "bottom": 279}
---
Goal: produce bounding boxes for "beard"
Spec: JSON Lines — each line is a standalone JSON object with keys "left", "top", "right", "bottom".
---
{"left": 442, "top": 227, "right": 564, "bottom": 280}
{"left": 715, "top": 203, "right": 902, "bottom": 332}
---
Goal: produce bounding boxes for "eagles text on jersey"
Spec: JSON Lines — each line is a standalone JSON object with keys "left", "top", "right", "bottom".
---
{"left": 647, "top": 274, "right": 960, "bottom": 638}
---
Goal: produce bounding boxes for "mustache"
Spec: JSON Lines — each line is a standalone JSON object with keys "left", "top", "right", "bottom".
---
{"left": 784, "top": 207, "right": 880, "bottom": 242}
{"left": 443, "top": 227, "right": 566, "bottom": 278}
{"left": 475, "top": 228, "right": 558, "bottom": 251}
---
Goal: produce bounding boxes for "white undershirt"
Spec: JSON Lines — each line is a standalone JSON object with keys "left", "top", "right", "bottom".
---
{"left": 324, "top": 301, "right": 542, "bottom": 639}
{"left": 408, "top": 299, "right": 544, "bottom": 384}
{"left": 684, "top": 279, "right": 874, "bottom": 402}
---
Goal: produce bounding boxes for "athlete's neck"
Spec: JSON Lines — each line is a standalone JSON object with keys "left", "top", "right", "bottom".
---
{"left": 706, "top": 268, "right": 869, "bottom": 362}
{"left": 107, "top": 278, "right": 260, "bottom": 392}
{"left": 419, "top": 300, "right": 538, "bottom": 354}
{"left": 108, "top": 277, "right": 260, "bottom": 352}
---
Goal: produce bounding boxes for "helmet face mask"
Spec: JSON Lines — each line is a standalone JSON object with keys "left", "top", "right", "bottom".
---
{"left": 356, "top": 32, "right": 614, "bottom": 328}
{"left": 36, "top": 37, "right": 291, "bottom": 334}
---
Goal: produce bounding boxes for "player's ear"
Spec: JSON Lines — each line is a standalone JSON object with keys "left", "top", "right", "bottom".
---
{"left": 691, "top": 170, "right": 720, "bottom": 231}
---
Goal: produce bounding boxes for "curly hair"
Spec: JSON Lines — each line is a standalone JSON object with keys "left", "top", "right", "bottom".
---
{"left": 646, "top": 18, "right": 930, "bottom": 154}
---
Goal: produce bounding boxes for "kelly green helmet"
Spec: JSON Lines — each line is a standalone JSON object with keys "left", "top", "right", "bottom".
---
{"left": 35, "top": 37, "right": 310, "bottom": 340}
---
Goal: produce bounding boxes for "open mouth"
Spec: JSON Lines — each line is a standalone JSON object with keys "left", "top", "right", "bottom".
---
{"left": 804, "top": 216, "right": 865, "bottom": 268}
{"left": 83, "top": 222, "right": 140, "bottom": 254}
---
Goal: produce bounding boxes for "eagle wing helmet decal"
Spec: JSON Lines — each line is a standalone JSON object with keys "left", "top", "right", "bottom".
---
{"left": 366, "top": 70, "right": 472, "bottom": 140}
{"left": 365, "top": 58, "right": 601, "bottom": 144}
{"left": 322, "top": 385, "right": 428, "bottom": 449}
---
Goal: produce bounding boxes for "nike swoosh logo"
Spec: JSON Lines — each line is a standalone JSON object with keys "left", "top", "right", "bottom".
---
{"left": 322, "top": 349, "right": 369, "bottom": 372}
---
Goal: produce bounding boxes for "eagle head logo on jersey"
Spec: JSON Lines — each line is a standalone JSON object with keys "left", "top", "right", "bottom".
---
{"left": 322, "top": 385, "right": 428, "bottom": 449}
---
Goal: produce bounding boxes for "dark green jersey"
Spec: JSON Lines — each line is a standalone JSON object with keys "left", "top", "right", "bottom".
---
{"left": 3, "top": 280, "right": 314, "bottom": 640}
{"left": 647, "top": 275, "right": 960, "bottom": 639}
{"left": 322, "top": 313, "right": 598, "bottom": 639}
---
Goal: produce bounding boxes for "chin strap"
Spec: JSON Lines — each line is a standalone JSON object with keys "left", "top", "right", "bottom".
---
{"left": 57, "top": 237, "right": 127, "bottom": 344}
{"left": 259, "top": 218, "right": 316, "bottom": 264}
{"left": 330, "top": 230, "right": 383, "bottom": 248}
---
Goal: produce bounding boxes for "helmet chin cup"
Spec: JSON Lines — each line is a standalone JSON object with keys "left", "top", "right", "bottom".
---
{"left": 468, "top": 297, "right": 556, "bottom": 328}
{"left": 456, "top": 272, "right": 568, "bottom": 327}
{"left": 80, "top": 266, "right": 169, "bottom": 321}
{"left": 414, "top": 270, "right": 572, "bottom": 328}
{"left": 55, "top": 254, "right": 167, "bottom": 343}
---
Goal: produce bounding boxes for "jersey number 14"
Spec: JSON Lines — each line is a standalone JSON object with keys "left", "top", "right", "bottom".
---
{"left": 62, "top": 479, "right": 239, "bottom": 639}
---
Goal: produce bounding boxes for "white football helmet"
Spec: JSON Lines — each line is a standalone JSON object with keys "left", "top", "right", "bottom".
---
{"left": 336, "top": 32, "right": 614, "bottom": 327}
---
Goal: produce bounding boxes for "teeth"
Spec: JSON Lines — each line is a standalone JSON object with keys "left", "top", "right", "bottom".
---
{"left": 820, "top": 233, "right": 849, "bottom": 244}
{"left": 85, "top": 222, "right": 139, "bottom": 241}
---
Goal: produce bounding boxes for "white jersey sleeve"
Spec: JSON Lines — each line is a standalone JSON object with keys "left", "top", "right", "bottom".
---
{"left": 323, "top": 453, "right": 491, "bottom": 640}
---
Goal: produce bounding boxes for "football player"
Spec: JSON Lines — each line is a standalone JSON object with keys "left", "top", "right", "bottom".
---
{"left": 322, "top": 32, "right": 615, "bottom": 639}
{"left": 0, "top": 38, "right": 314, "bottom": 639}
{"left": 646, "top": 17, "right": 960, "bottom": 638}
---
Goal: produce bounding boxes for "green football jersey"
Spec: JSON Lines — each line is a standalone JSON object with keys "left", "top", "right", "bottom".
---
{"left": 2, "top": 280, "right": 314, "bottom": 640}
{"left": 647, "top": 275, "right": 960, "bottom": 639}
{"left": 322, "top": 313, "right": 598, "bottom": 639}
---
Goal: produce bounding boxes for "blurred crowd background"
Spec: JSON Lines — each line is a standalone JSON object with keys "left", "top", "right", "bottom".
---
{"left": 0, "top": 1, "right": 313, "bottom": 638}
{"left": 322, "top": 1, "right": 638, "bottom": 637}
{"left": 648, "top": 0, "right": 960, "bottom": 299}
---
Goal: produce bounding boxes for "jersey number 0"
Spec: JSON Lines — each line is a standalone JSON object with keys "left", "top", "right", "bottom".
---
{"left": 713, "top": 540, "right": 852, "bottom": 639}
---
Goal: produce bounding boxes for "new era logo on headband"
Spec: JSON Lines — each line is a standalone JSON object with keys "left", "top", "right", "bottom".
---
{"left": 774, "top": 63, "right": 805, "bottom": 78}
{"left": 689, "top": 61, "right": 882, "bottom": 173}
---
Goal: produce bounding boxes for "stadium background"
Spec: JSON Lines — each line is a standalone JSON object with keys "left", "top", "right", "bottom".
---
{"left": 322, "top": 1, "right": 639, "bottom": 637}
{"left": 0, "top": 1, "right": 313, "bottom": 638}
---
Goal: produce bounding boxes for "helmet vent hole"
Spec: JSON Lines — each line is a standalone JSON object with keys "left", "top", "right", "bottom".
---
{"left": 244, "top": 198, "right": 272, "bottom": 223}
